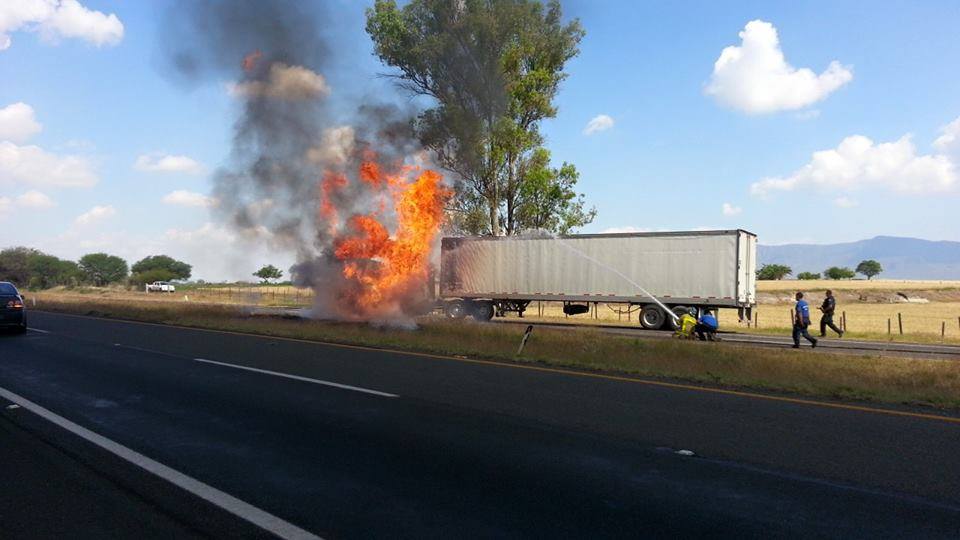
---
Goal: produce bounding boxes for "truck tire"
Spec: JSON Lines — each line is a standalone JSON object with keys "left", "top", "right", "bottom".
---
{"left": 640, "top": 305, "right": 666, "bottom": 330}
{"left": 470, "top": 301, "right": 495, "bottom": 321}
{"left": 667, "top": 306, "right": 689, "bottom": 330}
{"left": 446, "top": 300, "right": 467, "bottom": 319}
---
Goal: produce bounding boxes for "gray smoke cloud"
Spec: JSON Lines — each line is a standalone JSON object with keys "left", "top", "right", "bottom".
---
{"left": 161, "top": 0, "right": 433, "bottom": 320}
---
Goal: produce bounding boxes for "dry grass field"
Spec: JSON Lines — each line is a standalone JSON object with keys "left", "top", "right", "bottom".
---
{"left": 39, "top": 285, "right": 315, "bottom": 308}
{"left": 757, "top": 279, "right": 960, "bottom": 292}
{"left": 27, "top": 291, "right": 960, "bottom": 410}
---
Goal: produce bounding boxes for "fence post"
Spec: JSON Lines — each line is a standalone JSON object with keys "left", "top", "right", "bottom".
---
{"left": 754, "top": 310, "right": 758, "bottom": 329}
{"left": 887, "top": 318, "right": 891, "bottom": 337}
{"left": 942, "top": 321, "right": 946, "bottom": 343}
{"left": 898, "top": 312, "right": 903, "bottom": 335}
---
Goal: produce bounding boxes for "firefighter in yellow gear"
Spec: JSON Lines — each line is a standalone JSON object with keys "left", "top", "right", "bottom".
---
{"left": 675, "top": 310, "right": 698, "bottom": 339}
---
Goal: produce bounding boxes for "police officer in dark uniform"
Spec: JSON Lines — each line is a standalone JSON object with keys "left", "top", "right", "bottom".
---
{"left": 819, "top": 290, "right": 843, "bottom": 338}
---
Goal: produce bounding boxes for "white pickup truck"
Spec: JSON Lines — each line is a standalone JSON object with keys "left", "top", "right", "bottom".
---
{"left": 145, "top": 281, "right": 176, "bottom": 293}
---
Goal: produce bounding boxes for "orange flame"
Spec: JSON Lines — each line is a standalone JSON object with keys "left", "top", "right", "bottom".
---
{"left": 319, "top": 171, "right": 347, "bottom": 234}
{"left": 323, "top": 159, "right": 451, "bottom": 316}
{"left": 242, "top": 50, "right": 263, "bottom": 72}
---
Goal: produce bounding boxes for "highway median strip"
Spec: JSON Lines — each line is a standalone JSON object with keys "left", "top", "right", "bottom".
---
{"left": 30, "top": 293, "right": 960, "bottom": 412}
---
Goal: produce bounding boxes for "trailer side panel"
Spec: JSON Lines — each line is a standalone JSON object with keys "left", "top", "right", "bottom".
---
{"left": 440, "top": 231, "right": 755, "bottom": 305}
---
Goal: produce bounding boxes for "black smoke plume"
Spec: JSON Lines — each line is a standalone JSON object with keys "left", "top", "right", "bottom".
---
{"left": 161, "top": 1, "right": 430, "bottom": 320}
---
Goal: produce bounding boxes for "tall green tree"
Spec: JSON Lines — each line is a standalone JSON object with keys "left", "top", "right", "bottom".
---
{"left": 757, "top": 264, "right": 792, "bottom": 280}
{"left": 0, "top": 247, "right": 39, "bottom": 286}
{"left": 253, "top": 265, "right": 283, "bottom": 284}
{"left": 855, "top": 260, "right": 883, "bottom": 280}
{"left": 366, "top": 0, "right": 592, "bottom": 236}
{"left": 132, "top": 255, "right": 192, "bottom": 281}
{"left": 78, "top": 253, "right": 129, "bottom": 286}
{"left": 28, "top": 254, "right": 81, "bottom": 288}
{"left": 514, "top": 147, "right": 595, "bottom": 234}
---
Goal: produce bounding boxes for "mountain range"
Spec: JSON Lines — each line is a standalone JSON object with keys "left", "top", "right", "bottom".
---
{"left": 758, "top": 236, "right": 960, "bottom": 280}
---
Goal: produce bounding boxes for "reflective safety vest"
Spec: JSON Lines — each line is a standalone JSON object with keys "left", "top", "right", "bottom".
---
{"left": 676, "top": 313, "right": 697, "bottom": 337}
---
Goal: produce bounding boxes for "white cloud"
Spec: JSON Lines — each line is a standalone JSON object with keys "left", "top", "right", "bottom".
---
{"left": 0, "top": 102, "right": 42, "bottom": 142}
{"left": 0, "top": 0, "right": 123, "bottom": 51}
{"left": 16, "top": 189, "right": 55, "bottom": 208}
{"left": 705, "top": 20, "right": 852, "bottom": 114}
{"left": 933, "top": 116, "right": 960, "bottom": 159}
{"left": 162, "top": 190, "right": 217, "bottom": 208}
{"left": 583, "top": 114, "right": 614, "bottom": 135}
{"left": 74, "top": 204, "right": 114, "bottom": 225}
{"left": 135, "top": 153, "right": 203, "bottom": 174}
{"left": 0, "top": 196, "right": 10, "bottom": 214}
{"left": 0, "top": 140, "right": 98, "bottom": 188}
{"left": 794, "top": 109, "right": 820, "bottom": 121}
{"left": 721, "top": 202, "right": 742, "bottom": 216}
{"left": 833, "top": 196, "right": 858, "bottom": 208}
{"left": 228, "top": 63, "right": 330, "bottom": 100}
{"left": 751, "top": 133, "right": 957, "bottom": 197}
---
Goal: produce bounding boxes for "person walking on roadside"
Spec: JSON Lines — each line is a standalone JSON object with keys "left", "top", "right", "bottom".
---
{"left": 793, "top": 292, "right": 818, "bottom": 349}
{"left": 819, "top": 290, "right": 843, "bottom": 338}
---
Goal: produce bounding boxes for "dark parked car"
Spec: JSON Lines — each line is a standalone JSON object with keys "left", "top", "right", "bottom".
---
{"left": 0, "top": 282, "right": 27, "bottom": 334}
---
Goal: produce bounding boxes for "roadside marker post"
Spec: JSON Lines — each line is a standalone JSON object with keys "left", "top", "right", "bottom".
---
{"left": 898, "top": 313, "right": 904, "bottom": 335}
{"left": 516, "top": 325, "right": 534, "bottom": 356}
{"left": 942, "top": 321, "right": 946, "bottom": 343}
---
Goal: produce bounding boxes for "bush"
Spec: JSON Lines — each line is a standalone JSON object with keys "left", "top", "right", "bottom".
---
{"left": 757, "top": 264, "right": 792, "bottom": 280}
{"left": 824, "top": 266, "right": 856, "bottom": 280}
{"left": 797, "top": 272, "right": 821, "bottom": 280}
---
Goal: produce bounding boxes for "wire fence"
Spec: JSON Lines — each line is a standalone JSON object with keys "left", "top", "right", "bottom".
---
{"left": 511, "top": 301, "right": 960, "bottom": 342}
{"left": 156, "top": 285, "right": 315, "bottom": 307}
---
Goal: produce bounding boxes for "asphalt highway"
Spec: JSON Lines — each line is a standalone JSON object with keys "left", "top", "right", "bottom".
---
{"left": 1, "top": 311, "right": 959, "bottom": 538}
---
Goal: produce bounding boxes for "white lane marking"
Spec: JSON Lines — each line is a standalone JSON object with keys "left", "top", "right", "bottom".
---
{"left": 0, "top": 386, "right": 322, "bottom": 540}
{"left": 194, "top": 358, "right": 398, "bottom": 398}
{"left": 27, "top": 328, "right": 50, "bottom": 334}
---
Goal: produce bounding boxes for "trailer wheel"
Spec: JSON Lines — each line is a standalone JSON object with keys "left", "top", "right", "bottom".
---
{"left": 640, "top": 305, "right": 666, "bottom": 329}
{"left": 667, "top": 306, "right": 690, "bottom": 330}
{"left": 470, "top": 301, "right": 495, "bottom": 321}
{"left": 446, "top": 301, "right": 467, "bottom": 319}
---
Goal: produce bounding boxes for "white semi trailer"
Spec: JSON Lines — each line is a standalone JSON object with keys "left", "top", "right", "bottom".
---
{"left": 438, "top": 229, "right": 757, "bottom": 329}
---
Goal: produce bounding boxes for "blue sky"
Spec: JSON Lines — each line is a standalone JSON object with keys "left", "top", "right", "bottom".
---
{"left": 1, "top": 0, "right": 959, "bottom": 280}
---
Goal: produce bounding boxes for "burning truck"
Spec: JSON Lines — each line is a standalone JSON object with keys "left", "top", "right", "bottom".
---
{"left": 436, "top": 230, "right": 758, "bottom": 330}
